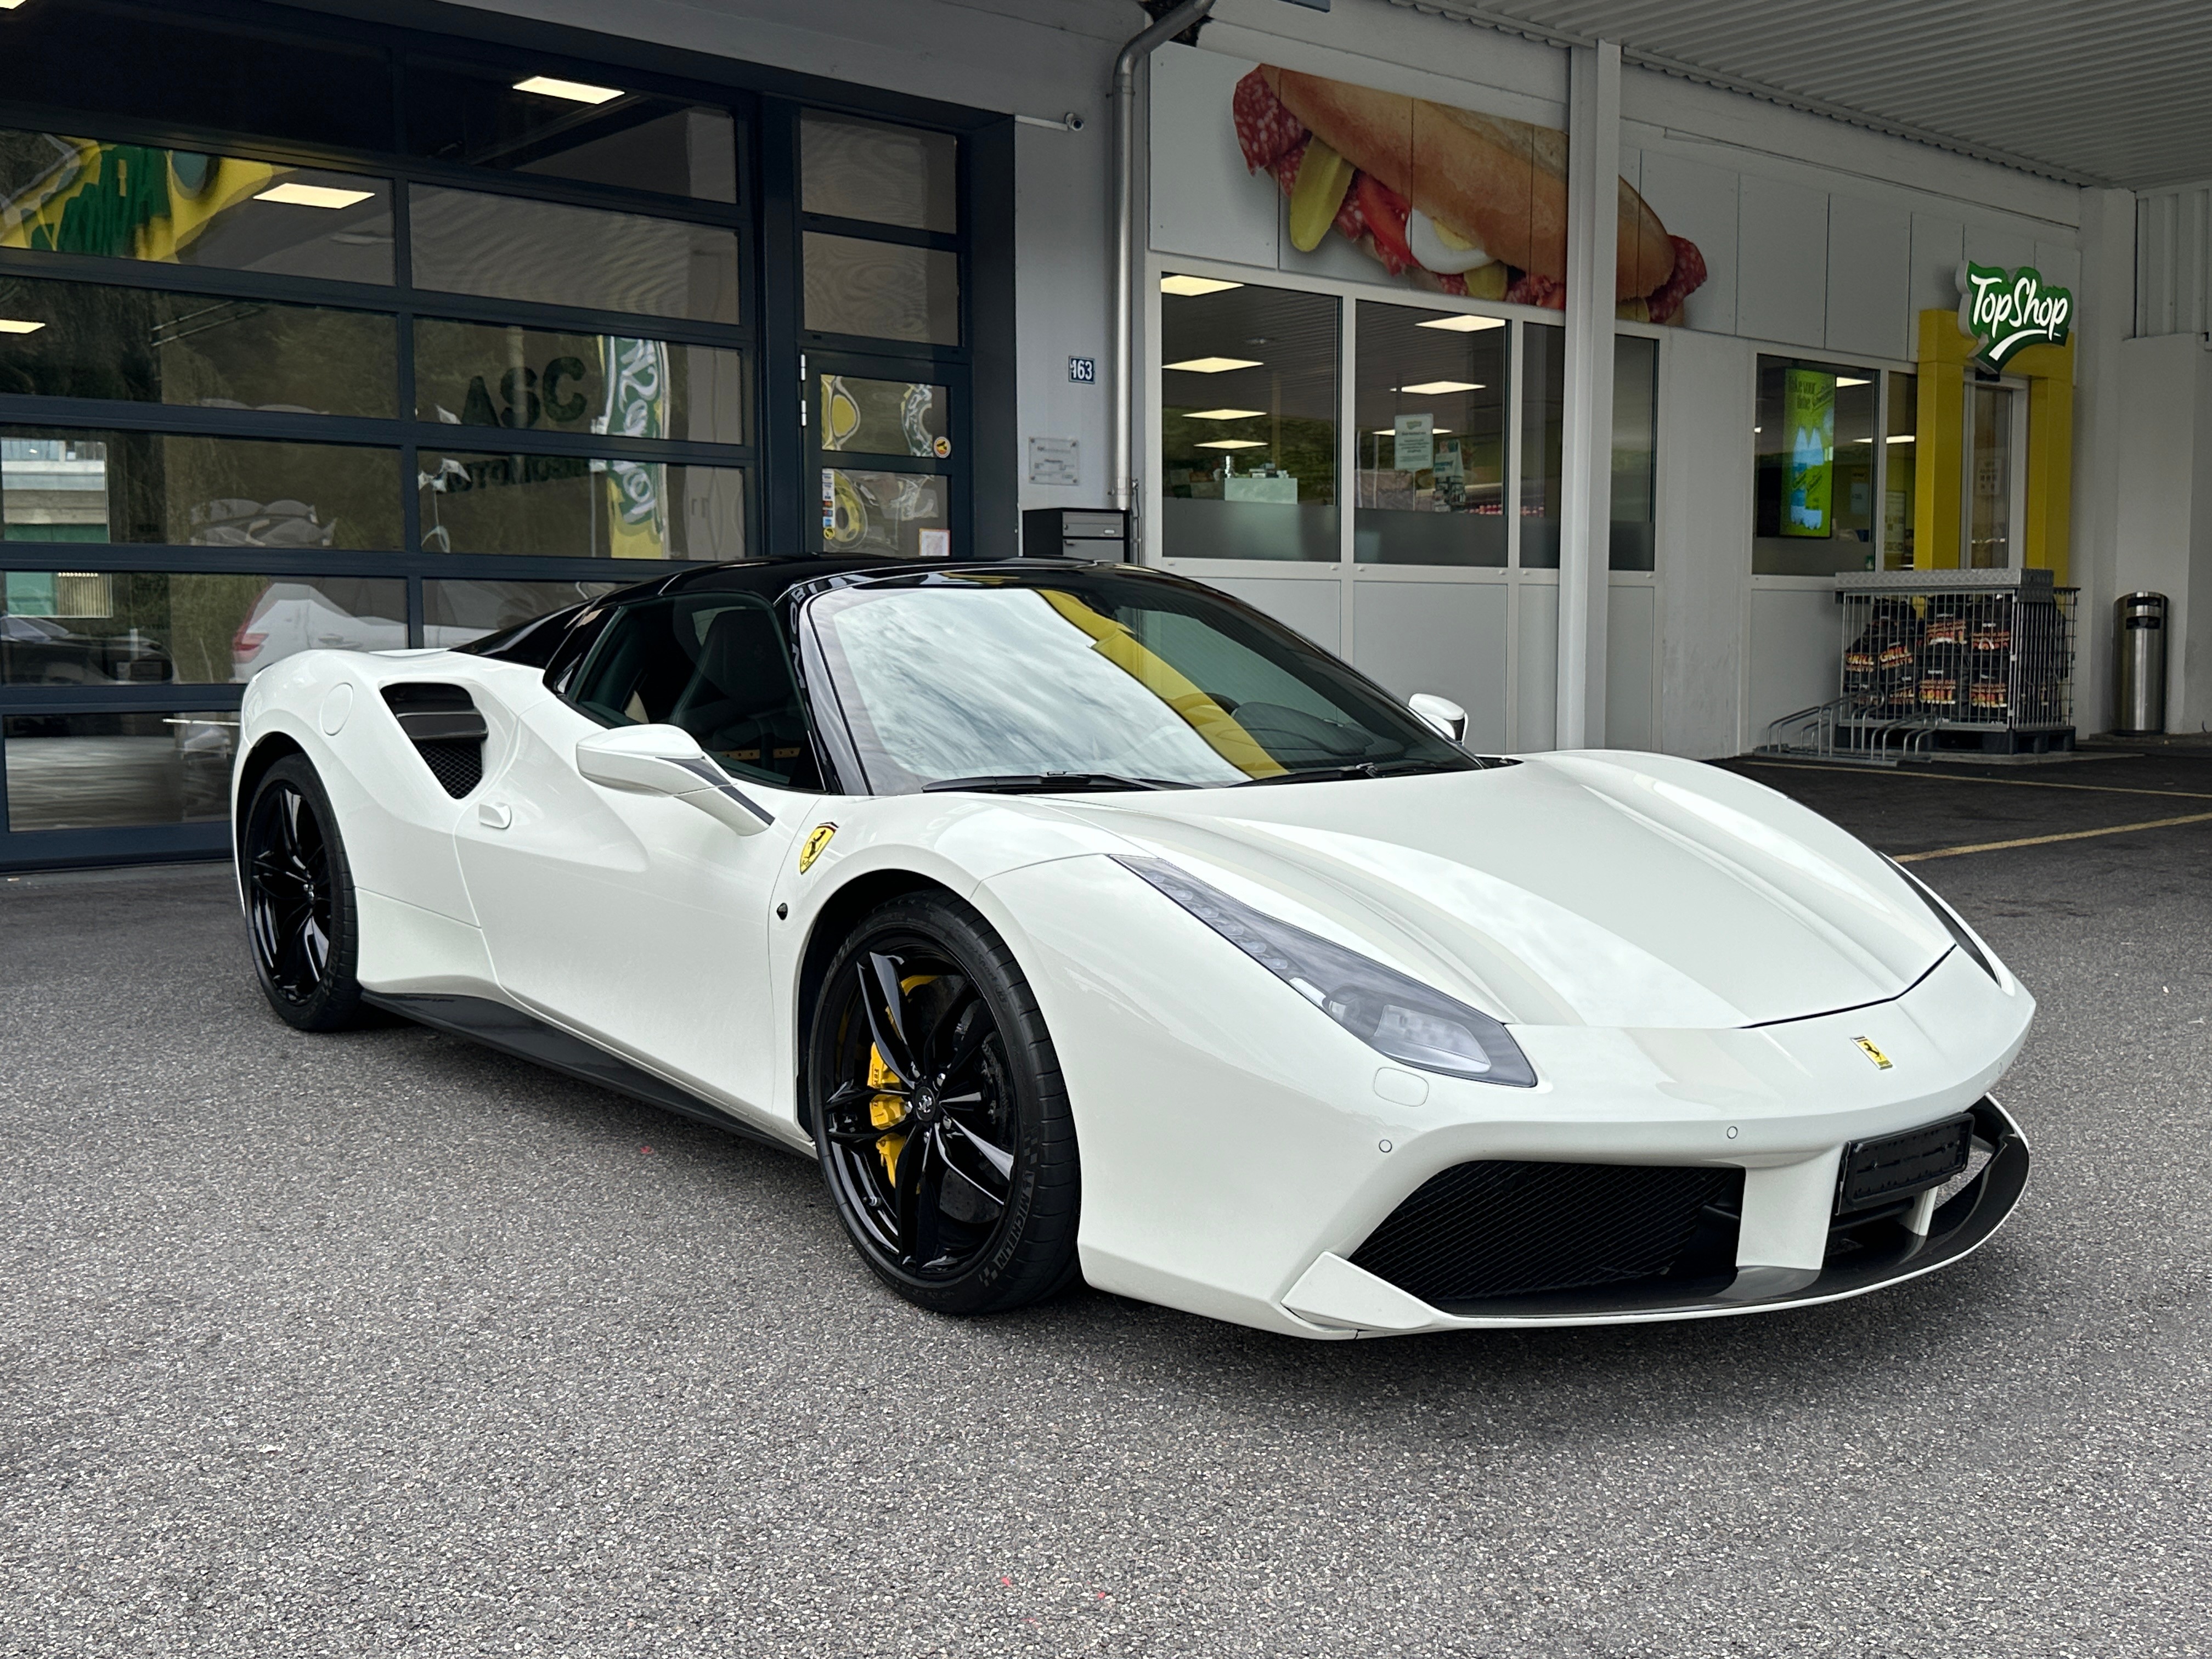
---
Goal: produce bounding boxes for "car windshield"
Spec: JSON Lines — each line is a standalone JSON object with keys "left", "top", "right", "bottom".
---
{"left": 804, "top": 569, "right": 1475, "bottom": 793}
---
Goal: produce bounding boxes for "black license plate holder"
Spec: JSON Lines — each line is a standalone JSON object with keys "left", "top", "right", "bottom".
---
{"left": 1837, "top": 1114, "right": 1974, "bottom": 1214}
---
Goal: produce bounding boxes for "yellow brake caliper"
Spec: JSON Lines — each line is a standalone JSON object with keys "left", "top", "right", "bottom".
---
{"left": 870, "top": 973, "right": 936, "bottom": 1184}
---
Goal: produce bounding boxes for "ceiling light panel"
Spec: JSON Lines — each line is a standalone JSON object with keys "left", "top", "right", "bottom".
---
{"left": 1395, "top": 380, "right": 1483, "bottom": 394}
{"left": 1185, "top": 408, "right": 1265, "bottom": 420}
{"left": 253, "top": 183, "right": 375, "bottom": 210}
{"left": 1166, "top": 357, "right": 1261, "bottom": 374}
{"left": 0, "top": 319, "right": 45, "bottom": 334}
{"left": 513, "top": 75, "right": 623, "bottom": 104}
{"left": 1195, "top": 439, "right": 1266, "bottom": 450}
{"left": 1160, "top": 275, "right": 1244, "bottom": 297}
{"left": 1415, "top": 314, "right": 1506, "bottom": 332}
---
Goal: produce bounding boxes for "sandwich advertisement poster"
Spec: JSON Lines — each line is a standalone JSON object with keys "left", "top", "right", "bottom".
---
{"left": 1226, "top": 64, "right": 1707, "bottom": 322}
{"left": 1782, "top": 367, "right": 1835, "bottom": 538}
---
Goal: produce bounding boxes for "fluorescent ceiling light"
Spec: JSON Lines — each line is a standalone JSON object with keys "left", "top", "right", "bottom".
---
{"left": 0, "top": 2, "right": 29, "bottom": 10}
{"left": 253, "top": 183, "right": 374, "bottom": 210}
{"left": 1886, "top": 433, "right": 1916, "bottom": 443}
{"left": 1836, "top": 376, "right": 1872, "bottom": 387}
{"left": 1166, "top": 356, "right": 1260, "bottom": 374}
{"left": 0, "top": 318, "right": 44, "bottom": 334}
{"left": 1394, "top": 380, "right": 1482, "bottom": 394}
{"left": 513, "top": 74, "right": 623, "bottom": 104}
{"left": 1372, "top": 428, "right": 1454, "bottom": 436}
{"left": 1160, "top": 275, "right": 1243, "bottom": 297}
{"left": 1415, "top": 314, "right": 1505, "bottom": 332}
{"left": 1195, "top": 439, "right": 1266, "bottom": 450}
{"left": 1186, "top": 408, "right": 1264, "bottom": 420}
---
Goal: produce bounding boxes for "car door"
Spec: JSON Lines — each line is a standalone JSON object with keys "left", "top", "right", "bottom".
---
{"left": 453, "top": 590, "right": 815, "bottom": 1120}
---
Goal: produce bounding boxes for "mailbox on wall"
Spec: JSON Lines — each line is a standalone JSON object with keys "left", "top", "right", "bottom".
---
{"left": 1022, "top": 509, "right": 1128, "bottom": 561}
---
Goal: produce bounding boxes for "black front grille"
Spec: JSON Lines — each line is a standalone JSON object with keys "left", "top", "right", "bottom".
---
{"left": 1350, "top": 1161, "right": 1743, "bottom": 1310}
{"left": 416, "top": 738, "right": 483, "bottom": 799}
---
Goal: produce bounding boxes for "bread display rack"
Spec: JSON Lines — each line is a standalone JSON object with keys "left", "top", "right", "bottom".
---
{"left": 1763, "top": 569, "right": 2077, "bottom": 762}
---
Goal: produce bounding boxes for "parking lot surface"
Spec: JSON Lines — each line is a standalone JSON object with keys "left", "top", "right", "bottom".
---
{"left": 4, "top": 755, "right": 2211, "bottom": 1657}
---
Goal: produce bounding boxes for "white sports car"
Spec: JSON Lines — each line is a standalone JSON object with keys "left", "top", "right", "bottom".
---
{"left": 233, "top": 557, "right": 2034, "bottom": 1338}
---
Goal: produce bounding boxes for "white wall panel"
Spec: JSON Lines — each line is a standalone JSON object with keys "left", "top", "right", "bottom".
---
{"left": 1604, "top": 583, "right": 1655, "bottom": 751}
{"left": 1736, "top": 176, "right": 1827, "bottom": 347}
{"left": 1657, "top": 329, "right": 1753, "bottom": 757}
{"left": 1907, "top": 215, "right": 1965, "bottom": 333}
{"left": 1149, "top": 45, "right": 1280, "bottom": 269}
{"left": 1351, "top": 580, "right": 1511, "bottom": 754}
{"left": 1747, "top": 586, "right": 1837, "bottom": 743}
{"left": 1825, "top": 195, "right": 1911, "bottom": 362}
{"left": 1200, "top": 574, "right": 1342, "bottom": 655}
{"left": 1515, "top": 584, "right": 1559, "bottom": 752}
{"left": 2033, "top": 240, "right": 2083, "bottom": 297}
{"left": 1964, "top": 223, "right": 2038, "bottom": 278}
{"left": 1638, "top": 150, "right": 1739, "bottom": 336}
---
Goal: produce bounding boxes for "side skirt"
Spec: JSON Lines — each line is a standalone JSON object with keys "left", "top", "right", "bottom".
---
{"left": 365, "top": 992, "right": 795, "bottom": 1154}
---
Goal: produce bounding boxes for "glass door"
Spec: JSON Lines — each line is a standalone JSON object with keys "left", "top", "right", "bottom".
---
{"left": 810, "top": 352, "right": 963, "bottom": 558}
{"left": 1964, "top": 377, "right": 2029, "bottom": 569}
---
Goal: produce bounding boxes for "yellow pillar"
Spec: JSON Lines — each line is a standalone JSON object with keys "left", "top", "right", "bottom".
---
{"left": 2011, "top": 336, "right": 2074, "bottom": 584}
{"left": 1914, "top": 309, "right": 1970, "bottom": 569}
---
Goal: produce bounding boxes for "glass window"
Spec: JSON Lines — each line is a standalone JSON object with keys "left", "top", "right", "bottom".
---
{"left": 1519, "top": 323, "right": 1564, "bottom": 568}
{"left": 0, "top": 275, "right": 395, "bottom": 417}
{"left": 0, "top": 4, "right": 393, "bottom": 153}
{"left": 408, "top": 63, "right": 737, "bottom": 202}
{"left": 409, "top": 186, "right": 740, "bottom": 323}
{"left": 1883, "top": 373, "right": 1917, "bottom": 570}
{"left": 802, "top": 114, "right": 956, "bottom": 232}
{"left": 1158, "top": 280, "right": 1338, "bottom": 562}
{"left": 1610, "top": 335, "right": 1658, "bottom": 572}
{"left": 414, "top": 320, "right": 746, "bottom": 444}
{"left": 802, "top": 233, "right": 958, "bottom": 345}
{"left": 425, "top": 578, "right": 622, "bottom": 647}
{"left": 2, "top": 571, "right": 405, "bottom": 684}
{"left": 2, "top": 430, "right": 403, "bottom": 549}
{"left": 1353, "top": 303, "right": 1508, "bottom": 567}
{"left": 805, "top": 570, "right": 1470, "bottom": 793}
{"left": 1754, "top": 357, "right": 1878, "bottom": 575}
{"left": 819, "top": 373, "right": 949, "bottom": 458}
{"left": 3, "top": 709, "right": 236, "bottom": 831}
{"left": 823, "top": 468, "right": 949, "bottom": 558}
{"left": 0, "top": 132, "right": 393, "bottom": 284}
{"left": 1967, "top": 381, "right": 2017, "bottom": 570}
{"left": 569, "top": 594, "right": 816, "bottom": 787}
{"left": 418, "top": 449, "right": 744, "bottom": 560}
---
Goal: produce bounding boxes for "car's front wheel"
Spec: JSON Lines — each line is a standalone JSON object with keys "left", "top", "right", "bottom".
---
{"left": 242, "top": 754, "right": 370, "bottom": 1032}
{"left": 809, "top": 893, "right": 1081, "bottom": 1314}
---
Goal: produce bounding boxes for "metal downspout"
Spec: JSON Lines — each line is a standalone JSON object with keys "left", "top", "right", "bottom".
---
{"left": 1113, "top": 0, "right": 1215, "bottom": 525}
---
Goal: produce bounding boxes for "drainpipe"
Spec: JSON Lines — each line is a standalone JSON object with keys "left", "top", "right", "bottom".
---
{"left": 1112, "top": 0, "right": 1215, "bottom": 526}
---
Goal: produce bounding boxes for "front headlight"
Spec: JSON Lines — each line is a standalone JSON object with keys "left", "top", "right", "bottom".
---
{"left": 1113, "top": 854, "right": 1536, "bottom": 1086}
{"left": 1882, "top": 854, "right": 2002, "bottom": 985}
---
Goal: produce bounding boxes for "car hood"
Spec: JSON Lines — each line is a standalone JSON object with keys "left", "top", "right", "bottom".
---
{"left": 1036, "top": 752, "right": 1956, "bottom": 1029}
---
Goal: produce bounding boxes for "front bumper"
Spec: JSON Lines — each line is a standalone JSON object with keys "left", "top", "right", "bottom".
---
{"left": 1280, "top": 1096, "right": 2029, "bottom": 1333}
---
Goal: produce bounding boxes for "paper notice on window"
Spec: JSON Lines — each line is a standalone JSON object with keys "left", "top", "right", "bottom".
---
{"left": 1393, "top": 413, "right": 1434, "bottom": 472}
{"left": 1028, "top": 437, "right": 1080, "bottom": 486}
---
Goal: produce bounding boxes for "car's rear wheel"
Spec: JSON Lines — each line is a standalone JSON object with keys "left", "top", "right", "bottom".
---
{"left": 809, "top": 893, "right": 1081, "bottom": 1314}
{"left": 242, "top": 754, "right": 369, "bottom": 1032}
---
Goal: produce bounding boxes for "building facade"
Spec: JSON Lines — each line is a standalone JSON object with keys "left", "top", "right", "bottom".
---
{"left": 0, "top": 0, "right": 2202, "bottom": 870}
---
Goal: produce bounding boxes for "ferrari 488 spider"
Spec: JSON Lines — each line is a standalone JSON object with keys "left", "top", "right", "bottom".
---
{"left": 233, "top": 558, "right": 2033, "bottom": 1338}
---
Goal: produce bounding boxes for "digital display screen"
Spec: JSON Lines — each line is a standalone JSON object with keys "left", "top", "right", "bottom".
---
{"left": 1783, "top": 367, "right": 1836, "bottom": 537}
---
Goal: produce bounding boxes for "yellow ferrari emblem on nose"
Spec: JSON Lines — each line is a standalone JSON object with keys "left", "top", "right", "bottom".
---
{"left": 798, "top": 822, "right": 837, "bottom": 874}
{"left": 1853, "top": 1035, "right": 1893, "bottom": 1070}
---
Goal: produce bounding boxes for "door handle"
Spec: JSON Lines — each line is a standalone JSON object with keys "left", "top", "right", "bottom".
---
{"left": 478, "top": 800, "right": 512, "bottom": 830}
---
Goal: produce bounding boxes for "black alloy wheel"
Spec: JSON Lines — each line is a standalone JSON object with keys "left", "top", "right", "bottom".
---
{"left": 244, "top": 754, "right": 368, "bottom": 1031}
{"left": 811, "top": 894, "right": 1080, "bottom": 1314}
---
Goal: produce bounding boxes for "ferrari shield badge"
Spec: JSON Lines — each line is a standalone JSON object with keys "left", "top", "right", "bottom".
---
{"left": 798, "top": 822, "right": 837, "bottom": 874}
{"left": 1853, "top": 1035, "right": 1893, "bottom": 1070}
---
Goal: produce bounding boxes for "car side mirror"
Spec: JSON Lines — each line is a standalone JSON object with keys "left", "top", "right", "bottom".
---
{"left": 1408, "top": 692, "right": 1468, "bottom": 744}
{"left": 574, "top": 724, "right": 775, "bottom": 836}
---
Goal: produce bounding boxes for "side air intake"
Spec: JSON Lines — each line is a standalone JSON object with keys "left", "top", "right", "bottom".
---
{"left": 381, "top": 683, "right": 487, "bottom": 799}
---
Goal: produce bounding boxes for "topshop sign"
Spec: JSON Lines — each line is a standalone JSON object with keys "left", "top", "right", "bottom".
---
{"left": 1956, "top": 262, "right": 2072, "bottom": 370}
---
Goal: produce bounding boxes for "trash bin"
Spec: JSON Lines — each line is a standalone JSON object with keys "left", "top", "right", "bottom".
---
{"left": 2113, "top": 591, "right": 2168, "bottom": 735}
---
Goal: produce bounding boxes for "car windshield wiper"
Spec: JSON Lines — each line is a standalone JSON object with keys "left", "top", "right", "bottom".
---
{"left": 921, "top": 772, "right": 1190, "bottom": 794}
{"left": 1233, "top": 758, "right": 1470, "bottom": 787}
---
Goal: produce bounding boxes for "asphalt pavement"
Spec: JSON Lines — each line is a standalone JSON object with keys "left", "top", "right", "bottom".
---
{"left": 4, "top": 755, "right": 2210, "bottom": 1657}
